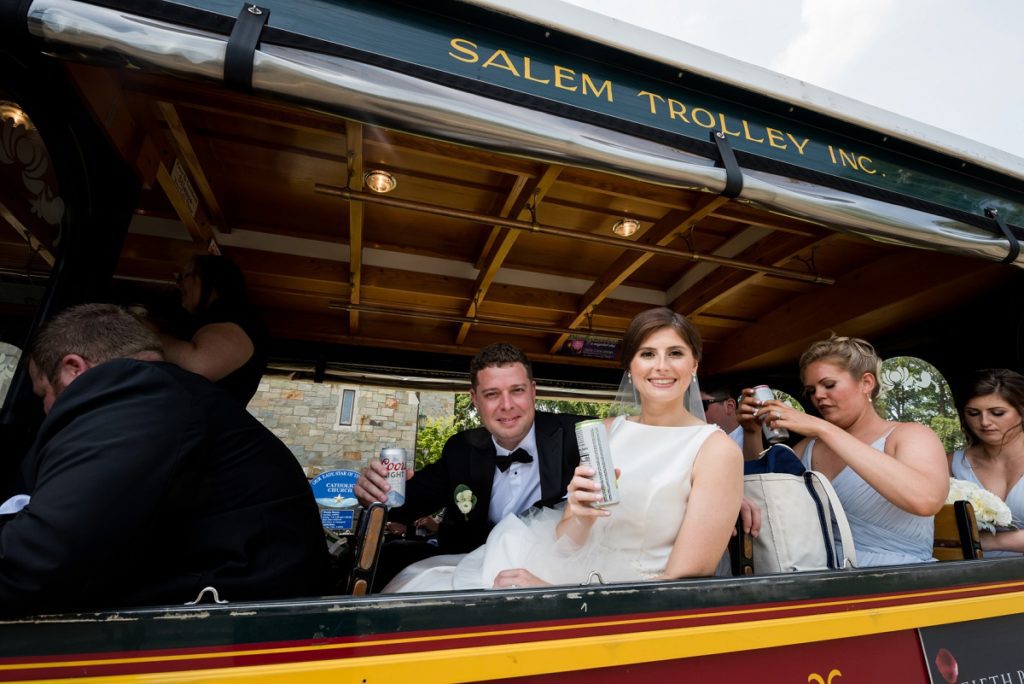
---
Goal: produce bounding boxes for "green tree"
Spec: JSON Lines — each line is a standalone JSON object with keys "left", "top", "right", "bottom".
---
{"left": 414, "top": 416, "right": 460, "bottom": 471}
{"left": 875, "top": 357, "right": 964, "bottom": 452}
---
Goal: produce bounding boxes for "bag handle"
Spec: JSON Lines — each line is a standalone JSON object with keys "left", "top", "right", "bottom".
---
{"left": 806, "top": 470, "right": 858, "bottom": 568}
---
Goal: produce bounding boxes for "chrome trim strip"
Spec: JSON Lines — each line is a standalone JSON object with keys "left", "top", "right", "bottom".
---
{"left": 27, "top": 0, "right": 1021, "bottom": 267}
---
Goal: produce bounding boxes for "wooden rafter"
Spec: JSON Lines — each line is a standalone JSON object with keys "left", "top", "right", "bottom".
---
{"left": 156, "top": 101, "right": 228, "bottom": 232}
{"left": 346, "top": 121, "right": 365, "bottom": 334}
{"left": 455, "top": 165, "right": 563, "bottom": 344}
{"left": 707, "top": 251, "right": 1003, "bottom": 373}
{"left": 670, "top": 232, "right": 832, "bottom": 315}
{"left": 547, "top": 195, "right": 731, "bottom": 353}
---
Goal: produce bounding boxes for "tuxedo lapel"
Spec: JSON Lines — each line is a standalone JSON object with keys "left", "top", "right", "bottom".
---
{"left": 466, "top": 431, "right": 497, "bottom": 517}
{"left": 535, "top": 414, "right": 565, "bottom": 502}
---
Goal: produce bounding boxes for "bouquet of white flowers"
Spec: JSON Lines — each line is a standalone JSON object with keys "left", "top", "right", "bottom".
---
{"left": 946, "top": 478, "right": 1013, "bottom": 533}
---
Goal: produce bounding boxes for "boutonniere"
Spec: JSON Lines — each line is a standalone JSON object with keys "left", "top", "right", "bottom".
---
{"left": 454, "top": 484, "right": 477, "bottom": 521}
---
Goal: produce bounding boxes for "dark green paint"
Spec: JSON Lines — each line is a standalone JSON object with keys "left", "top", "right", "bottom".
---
{"left": 2, "top": 559, "right": 1022, "bottom": 659}
{"left": 168, "top": 0, "right": 1024, "bottom": 227}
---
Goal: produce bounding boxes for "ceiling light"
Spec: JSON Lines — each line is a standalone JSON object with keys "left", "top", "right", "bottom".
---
{"left": 612, "top": 218, "right": 639, "bottom": 237}
{"left": 0, "top": 102, "right": 33, "bottom": 130}
{"left": 364, "top": 170, "right": 397, "bottom": 193}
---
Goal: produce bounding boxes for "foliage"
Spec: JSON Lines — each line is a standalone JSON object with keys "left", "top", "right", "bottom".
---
{"left": 414, "top": 416, "right": 460, "bottom": 471}
{"left": 415, "top": 394, "right": 613, "bottom": 469}
{"left": 535, "top": 399, "right": 615, "bottom": 418}
{"left": 875, "top": 356, "right": 965, "bottom": 452}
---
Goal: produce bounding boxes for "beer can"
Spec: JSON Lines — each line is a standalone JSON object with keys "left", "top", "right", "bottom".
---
{"left": 574, "top": 419, "right": 620, "bottom": 507}
{"left": 753, "top": 385, "right": 790, "bottom": 444}
{"left": 379, "top": 447, "right": 407, "bottom": 507}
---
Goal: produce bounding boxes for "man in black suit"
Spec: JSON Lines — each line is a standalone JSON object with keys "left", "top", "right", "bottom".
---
{"left": 1, "top": 303, "right": 328, "bottom": 615}
{"left": 356, "top": 343, "right": 587, "bottom": 573}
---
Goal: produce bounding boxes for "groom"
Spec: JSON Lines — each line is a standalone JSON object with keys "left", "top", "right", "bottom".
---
{"left": 355, "top": 343, "right": 587, "bottom": 574}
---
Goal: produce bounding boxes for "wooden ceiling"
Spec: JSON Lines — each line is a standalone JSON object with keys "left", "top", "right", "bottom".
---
{"left": 20, "top": 62, "right": 1009, "bottom": 374}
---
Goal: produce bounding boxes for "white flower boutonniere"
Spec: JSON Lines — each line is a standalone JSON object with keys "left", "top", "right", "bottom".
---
{"left": 947, "top": 477, "right": 1013, "bottom": 533}
{"left": 454, "top": 484, "right": 477, "bottom": 521}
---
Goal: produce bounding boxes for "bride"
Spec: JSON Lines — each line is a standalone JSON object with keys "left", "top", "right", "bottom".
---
{"left": 384, "top": 307, "right": 743, "bottom": 592}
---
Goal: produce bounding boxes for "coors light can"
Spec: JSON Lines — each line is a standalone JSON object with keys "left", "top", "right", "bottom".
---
{"left": 379, "top": 447, "right": 407, "bottom": 507}
{"left": 753, "top": 385, "right": 790, "bottom": 445}
{"left": 574, "top": 419, "right": 620, "bottom": 507}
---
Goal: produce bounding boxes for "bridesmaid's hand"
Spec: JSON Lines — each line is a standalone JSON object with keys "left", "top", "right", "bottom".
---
{"left": 493, "top": 568, "right": 550, "bottom": 589}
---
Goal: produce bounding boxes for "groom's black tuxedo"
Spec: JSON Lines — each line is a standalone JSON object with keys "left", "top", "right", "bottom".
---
{"left": 392, "top": 412, "right": 588, "bottom": 553}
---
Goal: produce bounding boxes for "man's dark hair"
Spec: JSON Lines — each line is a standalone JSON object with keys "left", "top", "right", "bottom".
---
{"left": 29, "top": 303, "right": 163, "bottom": 382}
{"left": 703, "top": 383, "right": 735, "bottom": 403}
{"left": 188, "top": 254, "right": 250, "bottom": 316}
{"left": 469, "top": 343, "right": 533, "bottom": 389}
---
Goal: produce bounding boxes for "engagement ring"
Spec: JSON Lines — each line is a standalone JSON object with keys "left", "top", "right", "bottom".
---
{"left": 775, "top": 411, "right": 782, "bottom": 419}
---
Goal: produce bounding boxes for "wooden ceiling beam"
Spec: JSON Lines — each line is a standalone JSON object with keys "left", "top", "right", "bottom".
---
{"left": 706, "top": 251, "right": 1005, "bottom": 374}
{"left": 670, "top": 233, "right": 832, "bottom": 315}
{"left": 156, "top": 101, "right": 228, "bottom": 233}
{"left": 547, "top": 195, "right": 731, "bottom": 353}
{"left": 346, "top": 121, "right": 365, "bottom": 333}
{"left": 455, "top": 165, "right": 563, "bottom": 344}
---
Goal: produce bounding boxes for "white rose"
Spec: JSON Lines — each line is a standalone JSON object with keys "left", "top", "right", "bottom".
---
{"left": 457, "top": 500, "right": 473, "bottom": 515}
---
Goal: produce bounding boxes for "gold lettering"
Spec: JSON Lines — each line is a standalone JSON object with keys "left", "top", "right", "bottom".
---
{"left": 448, "top": 38, "right": 479, "bottom": 64}
{"left": 718, "top": 113, "right": 741, "bottom": 137}
{"left": 766, "top": 127, "right": 787, "bottom": 149}
{"left": 741, "top": 120, "right": 764, "bottom": 143}
{"left": 691, "top": 107, "right": 716, "bottom": 128}
{"left": 667, "top": 98, "right": 689, "bottom": 123}
{"left": 786, "top": 133, "right": 810, "bottom": 155}
{"left": 522, "top": 57, "right": 550, "bottom": 84}
{"left": 828, "top": 145, "right": 837, "bottom": 164}
{"left": 838, "top": 148, "right": 859, "bottom": 168}
{"left": 637, "top": 91, "right": 664, "bottom": 115}
{"left": 481, "top": 49, "right": 520, "bottom": 77}
{"left": 857, "top": 155, "right": 876, "bottom": 174}
{"left": 581, "top": 73, "right": 613, "bottom": 101}
{"left": 553, "top": 65, "right": 577, "bottom": 91}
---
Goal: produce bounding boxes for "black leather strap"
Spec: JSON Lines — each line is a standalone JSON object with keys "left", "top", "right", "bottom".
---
{"left": 710, "top": 130, "right": 743, "bottom": 199}
{"left": 224, "top": 4, "right": 270, "bottom": 93}
{"left": 985, "top": 207, "right": 1021, "bottom": 265}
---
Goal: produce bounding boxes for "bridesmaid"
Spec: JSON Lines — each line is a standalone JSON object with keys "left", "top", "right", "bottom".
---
{"left": 739, "top": 335, "right": 948, "bottom": 566}
{"left": 950, "top": 369, "right": 1024, "bottom": 556}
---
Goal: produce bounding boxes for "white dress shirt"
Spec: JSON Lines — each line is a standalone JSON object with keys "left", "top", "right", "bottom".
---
{"left": 727, "top": 424, "right": 744, "bottom": 448}
{"left": 488, "top": 425, "right": 542, "bottom": 524}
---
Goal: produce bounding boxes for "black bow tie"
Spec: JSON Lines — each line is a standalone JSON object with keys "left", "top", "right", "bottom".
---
{"left": 494, "top": 448, "right": 533, "bottom": 473}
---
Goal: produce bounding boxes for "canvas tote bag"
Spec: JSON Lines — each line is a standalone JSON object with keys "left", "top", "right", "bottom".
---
{"left": 743, "top": 469, "right": 857, "bottom": 573}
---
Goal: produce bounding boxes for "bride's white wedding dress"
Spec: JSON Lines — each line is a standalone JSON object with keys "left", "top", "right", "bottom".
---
{"left": 384, "top": 418, "right": 720, "bottom": 592}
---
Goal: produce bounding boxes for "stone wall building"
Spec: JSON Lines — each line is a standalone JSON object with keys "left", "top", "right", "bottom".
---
{"left": 247, "top": 375, "right": 455, "bottom": 477}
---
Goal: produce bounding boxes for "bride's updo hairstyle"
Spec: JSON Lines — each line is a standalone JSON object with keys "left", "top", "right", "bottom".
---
{"left": 799, "top": 335, "right": 883, "bottom": 400}
{"left": 620, "top": 307, "right": 702, "bottom": 369}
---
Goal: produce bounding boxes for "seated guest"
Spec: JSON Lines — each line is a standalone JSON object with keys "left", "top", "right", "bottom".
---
{"left": 950, "top": 368, "right": 1024, "bottom": 556}
{"left": 355, "top": 343, "right": 587, "bottom": 584}
{"left": 738, "top": 335, "right": 948, "bottom": 566}
{"left": 1, "top": 303, "right": 327, "bottom": 615}
{"left": 701, "top": 382, "right": 742, "bottom": 447}
{"left": 384, "top": 307, "right": 743, "bottom": 592}
{"left": 158, "top": 254, "right": 268, "bottom": 405}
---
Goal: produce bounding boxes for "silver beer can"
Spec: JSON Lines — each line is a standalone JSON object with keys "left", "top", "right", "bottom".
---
{"left": 574, "top": 419, "right": 620, "bottom": 507}
{"left": 379, "top": 447, "right": 407, "bottom": 507}
{"left": 753, "top": 385, "right": 790, "bottom": 445}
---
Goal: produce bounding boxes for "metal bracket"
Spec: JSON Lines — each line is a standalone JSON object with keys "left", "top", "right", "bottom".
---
{"left": 185, "top": 586, "right": 227, "bottom": 605}
{"left": 224, "top": 4, "right": 270, "bottom": 93}
{"left": 710, "top": 130, "right": 743, "bottom": 199}
{"left": 985, "top": 208, "right": 1020, "bottom": 265}
{"left": 581, "top": 571, "right": 605, "bottom": 586}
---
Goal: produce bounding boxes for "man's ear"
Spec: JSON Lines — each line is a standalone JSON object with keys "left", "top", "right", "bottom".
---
{"left": 469, "top": 388, "right": 480, "bottom": 410}
{"left": 57, "top": 353, "right": 92, "bottom": 389}
{"left": 725, "top": 398, "right": 738, "bottom": 414}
